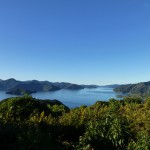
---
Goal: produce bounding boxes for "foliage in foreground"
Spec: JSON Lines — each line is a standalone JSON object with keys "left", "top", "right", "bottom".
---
{"left": 0, "top": 95, "right": 150, "bottom": 149}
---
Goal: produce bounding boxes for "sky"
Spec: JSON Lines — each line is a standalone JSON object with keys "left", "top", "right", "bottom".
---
{"left": 0, "top": 0, "right": 150, "bottom": 85}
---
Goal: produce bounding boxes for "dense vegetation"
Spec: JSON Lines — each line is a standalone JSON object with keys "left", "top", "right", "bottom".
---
{"left": 0, "top": 95, "right": 150, "bottom": 149}
{"left": 114, "top": 81, "right": 150, "bottom": 96}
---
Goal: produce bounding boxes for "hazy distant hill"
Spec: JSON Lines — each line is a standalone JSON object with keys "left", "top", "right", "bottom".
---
{"left": 114, "top": 81, "right": 150, "bottom": 95}
{"left": 0, "top": 78, "right": 21, "bottom": 90}
{"left": 0, "top": 78, "right": 86, "bottom": 95}
{"left": 0, "top": 78, "right": 121, "bottom": 95}
{"left": 80, "top": 84, "right": 99, "bottom": 88}
{"left": 101, "top": 84, "right": 121, "bottom": 88}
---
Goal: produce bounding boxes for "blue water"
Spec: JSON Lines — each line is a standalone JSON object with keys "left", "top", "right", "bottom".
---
{"left": 0, "top": 88, "right": 121, "bottom": 108}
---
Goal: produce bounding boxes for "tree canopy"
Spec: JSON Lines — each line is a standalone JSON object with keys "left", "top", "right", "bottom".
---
{"left": 0, "top": 96, "right": 150, "bottom": 149}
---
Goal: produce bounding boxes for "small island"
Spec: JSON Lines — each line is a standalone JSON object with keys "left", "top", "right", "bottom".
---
{"left": 6, "top": 89, "right": 36, "bottom": 95}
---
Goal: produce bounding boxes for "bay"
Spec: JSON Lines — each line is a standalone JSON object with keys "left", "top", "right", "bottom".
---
{"left": 0, "top": 87, "right": 121, "bottom": 108}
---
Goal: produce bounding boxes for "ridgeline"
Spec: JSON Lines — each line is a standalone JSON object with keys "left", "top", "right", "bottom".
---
{"left": 0, "top": 78, "right": 99, "bottom": 95}
{"left": 114, "top": 81, "right": 150, "bottom": 96}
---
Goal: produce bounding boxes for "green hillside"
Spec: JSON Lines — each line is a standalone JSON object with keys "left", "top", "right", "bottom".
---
{"left": 114, "top": 81, "right": 150, "bottom": 96}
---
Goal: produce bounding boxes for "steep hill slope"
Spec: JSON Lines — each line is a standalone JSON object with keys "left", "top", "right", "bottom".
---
{"left": 114, "top": 81, "right": 150, "bottom": 95}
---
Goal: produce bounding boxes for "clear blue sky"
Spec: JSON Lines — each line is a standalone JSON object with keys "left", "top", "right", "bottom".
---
{"left": 0, "top": 0, "right": 150, "bottom": 85}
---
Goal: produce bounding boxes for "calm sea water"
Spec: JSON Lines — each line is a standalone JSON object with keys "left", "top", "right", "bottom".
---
{"left": 0, "top": 87, "right": 121, "bottom": 108}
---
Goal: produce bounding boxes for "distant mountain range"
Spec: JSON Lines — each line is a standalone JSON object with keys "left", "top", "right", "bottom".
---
{"left": 2, "top": 78, "right": 150, "bottom": 96}
{"left": 0, "top": 78, "right": 100, "bottom": 95}
{"left": 114, "top": 81, "right": 150, "bottom": 96}
{"left": 101, "top": 84, "right": 120, "bottom": 88}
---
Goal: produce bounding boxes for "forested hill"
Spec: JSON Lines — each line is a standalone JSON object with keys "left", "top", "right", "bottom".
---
{"left": 114, "top": 81, "right": 150, "bottom": 95}
{"left": 0, "top": 78, "right": 99, "bottom": 95}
